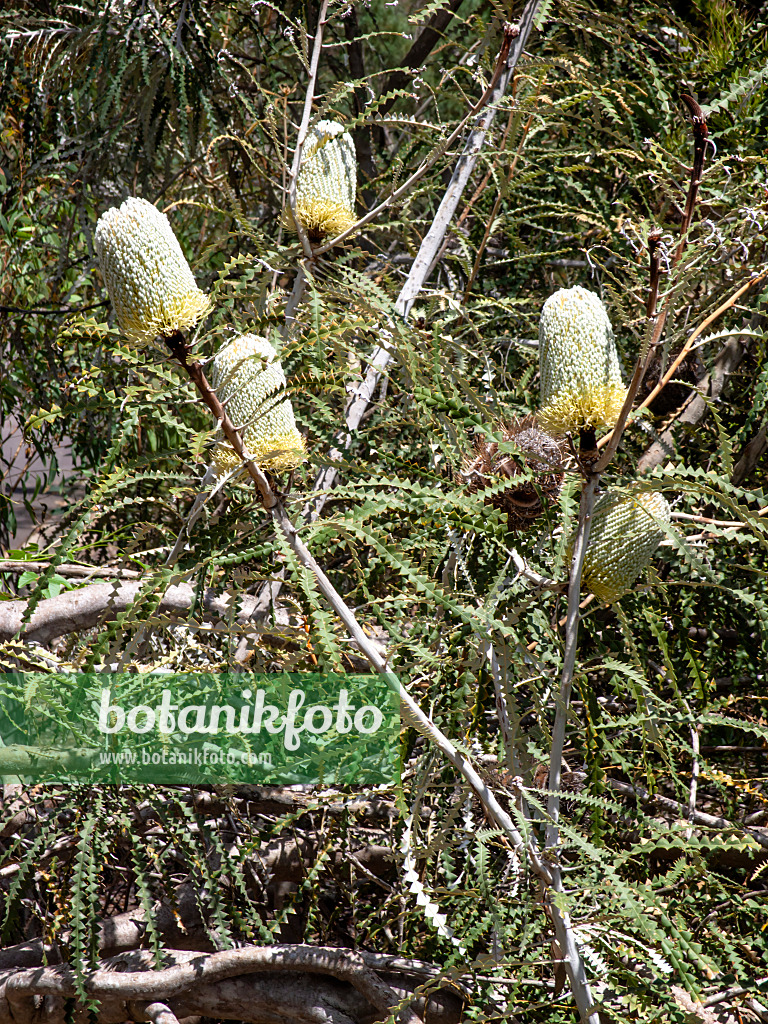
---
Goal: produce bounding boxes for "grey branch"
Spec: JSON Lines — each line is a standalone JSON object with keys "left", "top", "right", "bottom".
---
{"left": 0, "top": 580, "right": 263, "bottom": 645}
{"left": 0, "top": 947, "right": 466, "bottom": 1024}
{"left": 542, "top": 475, "right": 601, "bottom": 1024}
{"left": 608, "top": 778, "right": 768, "bottom": 850}
{"left": 3, "top": 945, "right": 424, "bottom": 1024}
{"left": 0, "top": 561, "right": 142, "bottom": 580}
{"left": 138, "top": 1004, "right": 179, "bottom": 1024}
{"left": 545, "top": 476, "right": 600, "bottom": 851}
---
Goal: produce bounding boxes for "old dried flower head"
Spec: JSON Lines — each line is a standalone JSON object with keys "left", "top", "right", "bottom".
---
{"left": 571, "top": 490, "right": 671, "bottom": 603}
{"left": 287, "top": 120, "right": 357, "bottom": 241}
{"left": 462, "top": 417, "right": 565, "bottom": 530}
{"left": 95, "top": 197, "right": 210, "bottom": 346}
{"left": 538, "top": 286, "right": 627, "bottom": 435}
{"left": 209, "top": 333, "right": 306, "bottom": 474}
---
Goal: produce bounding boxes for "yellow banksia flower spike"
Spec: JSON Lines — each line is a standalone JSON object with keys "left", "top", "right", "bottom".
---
{"left": 572, "top": 490, "right": 672, "bottom": 603}
{"left": 209, "top": 333, "right": 306, "bottom": 474}
{"left": 95, "top": 197, "right": 211, "bottom": 346}
{"left": 286, "top": 120, "right": 357, "bottom": 241}
{"left": 538, "top": 286, "right": 627, "bottom": 435}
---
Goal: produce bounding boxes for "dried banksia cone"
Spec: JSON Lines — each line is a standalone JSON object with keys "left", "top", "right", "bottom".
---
{"left": 95, "top": 197, "right": 211, "bottom": 346}
{"left": 573, "top": 490, "right": 671, "bottom": 603}
{"left": 209, "top": 333, "right": 306, "bottom": 474}
{"left": 462, "top": 417, "right": 565, "bottom": 530}
{"left": 538, "top": 286, "right": 627, "bottom": 435}
{"left": 287, "top": 120, "right": 357, "bottom": 241}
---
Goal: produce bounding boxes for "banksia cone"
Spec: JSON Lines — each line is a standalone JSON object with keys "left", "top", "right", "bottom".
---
{"left": 539, "top": 286, "right": 627, "bottom": 435}
{"left": 462, "top": 417, "right": 565, "bottom": 530}
{"left": 209, "top": 333, "right": 306, "bottom": 474}
{"left": 95, "top": 197, "right": 210, "bottom": 345}
{"left": 287, "top": 120, "right": 357, "bottom": 241}
{"left": 574, "top": 490, "right": 671, "bottom": 603}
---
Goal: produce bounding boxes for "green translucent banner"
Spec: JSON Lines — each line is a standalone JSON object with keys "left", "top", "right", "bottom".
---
{"left": 0, "top": 673, "right": 400, "bottom": 785}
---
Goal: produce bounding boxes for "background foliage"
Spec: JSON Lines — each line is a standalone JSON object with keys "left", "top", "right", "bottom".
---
{"left": 1, "top": 1, "right": 768, "bottom": 1021}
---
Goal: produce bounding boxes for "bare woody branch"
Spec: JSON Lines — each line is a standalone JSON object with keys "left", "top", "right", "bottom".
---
{"left": 0, "top": 579, "right": 263, "bottom": 645}
{"left": 0, "top": 946, "right": 468, "bottom": 1024}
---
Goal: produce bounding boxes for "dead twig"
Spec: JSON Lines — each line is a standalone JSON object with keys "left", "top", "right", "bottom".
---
{"left": 595, "top": 97, "right": 711, "bottom": 470}
{"left": 598, "top": 270, "right": 768, "bottom": 453}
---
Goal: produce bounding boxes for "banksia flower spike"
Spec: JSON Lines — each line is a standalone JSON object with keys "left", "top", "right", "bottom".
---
{"left": 573, "top": 490, "right": 671, "bottom": 603}
{"left": 209, "top": 333, "right": 306, "bottom": 474}
{"left": 287, "top": 120, "right": 357, "bottom": 241}
{"left": 95, "top": 197, "right": 211, "bottom": 346}
{"left": 462, "top": 417, "right": 565, "bottom": 531}
{"left": 538, "top": 286, "right": 627, "bottom": 435}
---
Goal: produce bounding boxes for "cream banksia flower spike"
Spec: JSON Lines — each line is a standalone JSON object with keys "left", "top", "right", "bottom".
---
{"left": 538, "top": 286, "right": 627, "bottom": 435}
{"left": 287, "top": 120, "right": 357, "bottom": 241}
{"left": 571, "top": 490, "right": 671, "bottom": 603}
{"left": 209, "top": 333, "right": 306, "bottom": 474}
{"left": 95, "top": 197, "right": 211, "bottom": 346}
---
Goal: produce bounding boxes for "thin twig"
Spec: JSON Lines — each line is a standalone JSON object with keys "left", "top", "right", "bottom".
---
{"left": 704, "top": 980, "right": 768, "bottom": 1008}
{"left": 629, "top": 270, "right": 767, "bottom": 423}
{"left": 669, "top": 512, "right": 744, "bottom": 526}
{"left": 607, "top": 779, "right": 768, "bottom": 850}
{"left": 0, "top": 560, "right": 142, "bottom": 580}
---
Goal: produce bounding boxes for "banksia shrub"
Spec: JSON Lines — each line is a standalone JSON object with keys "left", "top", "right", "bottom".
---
{"left": 95, "top": 197, "right": 210, "bottom": 345}
{"left": 573, "top": 490, "right": 671, "bottom": 603}
{"left": 462, "top": 417, "right": 565, "bottom": 530}
{"left": 287, "top": 120, "right": 357, "bottom": 241}
{"left": 209, "top": 333, "right": 306, "bottom": 474}
{"left": 538, "top": 286, "right": 627, "bottom": 435}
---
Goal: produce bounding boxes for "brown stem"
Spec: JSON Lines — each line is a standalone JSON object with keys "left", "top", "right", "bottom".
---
{"left": 162, "top": 331, "right": 277, "bottom": 510}
{"left": 676, "top": 94, "right": 709, "bottom": 266}
{"left": 647, "top": 228, "right": 662, "bottom": 320}
{"left": 595, "top": 95, "right": 709, "bottom": 472}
